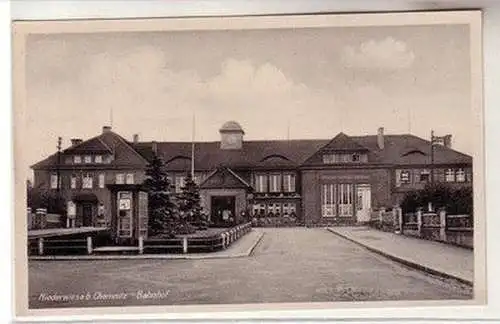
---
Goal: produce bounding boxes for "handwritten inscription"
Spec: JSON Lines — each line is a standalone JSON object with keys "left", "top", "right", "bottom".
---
{"left": 38, "top": 290, "right": 170, "bottom": 302}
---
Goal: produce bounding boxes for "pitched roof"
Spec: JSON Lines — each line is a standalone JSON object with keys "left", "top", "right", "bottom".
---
{"left": 320, "top": 132, "right": 370, "bottom": 152}
{"left": 31, "top": 131, "right": 149, "bottom": 169}
{"left": 133, "top": 133, "right": 471, "bottom": 170}
{"left": 63, "top": 137, "right": 112, "bottom": 154}
{"left": 132, "top": 139, "right": 328, "bottom": 171}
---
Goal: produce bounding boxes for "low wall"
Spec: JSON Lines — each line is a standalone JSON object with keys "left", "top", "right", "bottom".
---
{"left": 369, "top": 207, "right": 473, "bottom": 248}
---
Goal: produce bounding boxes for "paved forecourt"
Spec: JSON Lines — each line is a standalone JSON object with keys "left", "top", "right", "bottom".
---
{"left": 29, "top": 227, "right": 472, "bottom": 308}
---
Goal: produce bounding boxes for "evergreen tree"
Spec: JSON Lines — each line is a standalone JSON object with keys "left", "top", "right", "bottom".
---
{"left": 177, "top": 172, "right": 205, "bottom": 227}
{"left": 143, "top": 154, "right": 177, "bottom": 237}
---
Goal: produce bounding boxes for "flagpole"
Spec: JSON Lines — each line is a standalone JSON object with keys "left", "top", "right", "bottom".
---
{"left": 191, "top": 113, "right": 195, "bottom": 179}
{"left": 430, "top": 130, "right": 435, "bottom": 184}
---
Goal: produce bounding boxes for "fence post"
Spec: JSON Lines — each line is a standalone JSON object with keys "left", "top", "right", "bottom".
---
{"left": 86, "top": 236, "right": 93, "bottom": 255}
{"left": 38, "top": 237, "right": 44, "bottom": 256}
{"left": 27, "top": 208, "right": 32, "bottom": 230}
{"left": 182, "top": 237, "right": 188, "bottom": 254}
{"left": 138, "top": 236, "right": 144, "bottom": 254}
{"left": 439, "top": 208, "right": 447, "bottom": 242}
{"left": 397, "top": 207, "right": 403, "bottom": 234}
{"left": 417, "top": 207, "right": 423, "bottom": 237}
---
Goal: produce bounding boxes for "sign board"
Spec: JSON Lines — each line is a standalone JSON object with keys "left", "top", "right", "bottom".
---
{"left": 67, "top": 201, "right": 76, "bottom": 219}
{"left": 119, "top": 198, "right": 131, "bottom": 211}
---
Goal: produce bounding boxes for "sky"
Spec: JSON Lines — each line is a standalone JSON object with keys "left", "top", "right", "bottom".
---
{"left": 24, "top": 24, "right": 473, "bottom": 171}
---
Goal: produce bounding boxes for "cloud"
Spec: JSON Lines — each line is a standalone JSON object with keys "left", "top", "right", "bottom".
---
{"left": 341, "top": 37, "right": 415, "bottom": 70}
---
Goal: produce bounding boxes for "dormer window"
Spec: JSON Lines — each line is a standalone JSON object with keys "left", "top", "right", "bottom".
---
{"left": 84, "top": 155, "right": 92, "bottom": 164}
{"left": 95, "top": 155, "right": 103, "bottom": 163}
{"left": 323, "top": 153, "right": 367, "bottom": 164}
{"left": 74, "top": 155, "right": 82, "bottom": 164}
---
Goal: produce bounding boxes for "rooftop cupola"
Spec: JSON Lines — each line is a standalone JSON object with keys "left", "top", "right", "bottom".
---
{"left": 219, "top": 121, "right": 245, "bottom": 150}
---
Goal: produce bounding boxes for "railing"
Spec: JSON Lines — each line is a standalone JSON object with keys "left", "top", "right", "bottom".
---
{"left": 142, "top": 222, "right": 252, "bottom": 254}
{"left": 28, "top": 230, "right": 112, "bottom": 256}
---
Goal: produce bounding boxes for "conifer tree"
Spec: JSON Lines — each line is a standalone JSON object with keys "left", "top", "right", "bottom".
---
{"left": 177, "top": 172, "right": 205, "bottom": 227}
{"left": 143, "top": 154, "right": 177, "bottom": 237}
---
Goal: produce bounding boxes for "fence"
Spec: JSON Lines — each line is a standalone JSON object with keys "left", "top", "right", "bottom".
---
{"left": 28, "top": 208, "right": 63, "bottom": 230}
{"left": 28, "top": 230, "right": 113, "bottom": 256}
{"left": 370, "top": 207, "right": 473, "bottom": 248}
{"left": 142, "top": 222, "right": 252, "bottom": 254}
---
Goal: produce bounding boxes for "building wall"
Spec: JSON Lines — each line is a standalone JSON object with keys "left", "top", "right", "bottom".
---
{"left": 301, "top": 168, "right": 392, "bottom": 224}
{"left": 32, "top": 168, "right": 146, "bottom": 227}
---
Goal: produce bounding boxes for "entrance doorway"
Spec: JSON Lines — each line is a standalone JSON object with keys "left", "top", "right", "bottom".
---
{"left": 82, "top": 203, "right": 93, "bottom": 227}
{"left": 211, "top": 196, "right": 236, "bottom": 226}
{"left": 356, "top": 184, "right": 372, "bottom": 223}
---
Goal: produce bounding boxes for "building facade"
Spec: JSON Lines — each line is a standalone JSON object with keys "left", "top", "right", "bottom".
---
{"left": 31, "top": 122, "right": 473, "bottom": 241}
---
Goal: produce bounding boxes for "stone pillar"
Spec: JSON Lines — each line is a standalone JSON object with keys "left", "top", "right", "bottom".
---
{"left": 27, "top": 207, "right": 32, "bottom": 230}
{"left": 35, "top": 208, "right": 47, "bottom": 229}
{"left": 397, "top": 207, "right": 403, "bottom": 233}
{"left": 38, "top": 238, "right": 44, "bottom": 256}
{"left": 182, "top": 237, "right": 188, "bottom": 254}
{"left": 86, "top": 236, "right": 93, "bottom": 254}
{"left": 138, "top": 236, "right": 144, "bottom": 254}
{"left": 439, "top": 208, "right": 447, "bottom": 242}
{"left": 416, "top": 207, "right": 423, "bottom": 237}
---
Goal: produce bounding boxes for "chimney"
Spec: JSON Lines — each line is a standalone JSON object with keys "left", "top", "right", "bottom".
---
{"left": 102, "top": 126, "right": 112, "bottom": 134}
{"left": 133, "top": 134, "right": 139, "bottom": 144}
{"left": 377, "top": 127, "right": 385, "bottom": 150}
{"left": 70, "top": 138, "right": 83, "bottom": 146}
{"left": 152, "top": 141, "right": 158, "bottom": 155}
{"left": 444, "top": 134, "right": 452, "bottom": 148}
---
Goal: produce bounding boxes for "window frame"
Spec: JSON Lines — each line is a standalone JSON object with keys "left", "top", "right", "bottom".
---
{"left": 95, "top": 155, "right": 103, "bottom": 163}
{"left": 74, "top": 155, "right": 82, "bottom": 164}
{"left": 82, "top": 173, "right": 93, "bottom": 189}
{"left": 115, "top": 173, "right": 125, "bottom": 185}
{"left": 445, "top": 168, "right": 455, "bottom": 182}
{"left": 268, "top": 173, "right": 282, "bottom": 193}
{"left": 254, "top": 174, "right": 268, "bottom": 193}
{"left": 283, "top": 173, "right": 296, "bottom": 193}
{"left": 98, "top": 173, "right": 105, "bottom": 188}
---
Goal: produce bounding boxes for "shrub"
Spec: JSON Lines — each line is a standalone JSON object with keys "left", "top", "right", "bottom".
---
{"left": 401, "top": 183, "right": 472, "bottom": 215}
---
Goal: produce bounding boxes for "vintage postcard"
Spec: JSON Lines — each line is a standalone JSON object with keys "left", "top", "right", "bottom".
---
{"left": 12, "top": 10, "right": 484, "bottom": 319}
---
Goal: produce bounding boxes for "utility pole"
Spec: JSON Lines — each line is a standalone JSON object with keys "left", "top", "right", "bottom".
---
{"left": 56, "top": 136, "right": 62, "bottom": 194}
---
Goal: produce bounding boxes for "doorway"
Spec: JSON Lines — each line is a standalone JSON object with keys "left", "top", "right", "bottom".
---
{"left": 82, "top": 203, "right": 93, "bottom": 227}
{"left": 211, "top": 196, "right": 236, "bottom": 226}
{"left": 356, "top": 184, "right": 372, "bottom": 223}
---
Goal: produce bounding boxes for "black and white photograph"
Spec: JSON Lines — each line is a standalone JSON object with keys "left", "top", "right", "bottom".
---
{"left": 12, "top": 10, "right": 485, "bottom": 317}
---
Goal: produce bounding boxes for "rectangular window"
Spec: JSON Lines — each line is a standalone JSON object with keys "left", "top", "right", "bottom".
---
{"left": 253, "top": 203, "right": 266, "bottom": 217}
{"left": 82, "top": 174, "right": 93, "bottom": 189}
{"left": 400, "top": 171, "right": 411, "bottom": 184}
{"left": 74, "top": 155, "right": 82, "bottom": 164}
{"left": 323, "top": 154, "right": 336, "bottom": 164}
{"left": 116, "top": 173, "right": 125, "bottom": 184}
{"left": 175, "top": 176, "right": 185, "bottom": 193}
{"left": 456, "top": 168, "right": 466, "bottom": 182}
{"left": 255, "top": 174, "right": 268, "bottom": 193}
{"left": 466, "top": 168, "right": 473, "bottom": 182}
{"left": 322, "top": 184, "right": 336, "bottom": 217}
{"left": 84, "top": 155, "right": 92, "bottom": 164}
{"left": 419, "top": 169, "right": 431, "bottom": 182}
{"left": 338, "top": 183, "right": 354, "bottom": 217}
{"left": 104, "top": 155, "right": 113, "bottom": 164}
{"left": 70, "top": 175, "right": 77, "bottom": 189}
{"left": 64, "top": 156, "right": 72, "bottom": 164}
{"left": 445, "top": 169, "right": 455, "bottom": 182}
{"left": 95, "top": 155, "right": 103, "bottom": 163}
{"left": 98, "top": 173, "right": 105, "bottom": 188}
{"left": 50, "top": 174, "right": 59, "bottom": 189}
{"left": 282, "top": 203, "right": 297, "bottom": 216}
{"left": 283, "top": 174, "right": 296, "bottom": 192}
{"left": 269, "top": 174, "right": 281, "bottom": 193}
{"left": 125, "top": 173, "right": 134, "bottom": 184}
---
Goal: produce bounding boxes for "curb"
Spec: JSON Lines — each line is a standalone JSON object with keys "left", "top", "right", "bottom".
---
{"left": 28, "top": 231, "right": 264, "bottom": 261}
{"left": 327, "top": 228, "right": 473, "bottom": 287}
